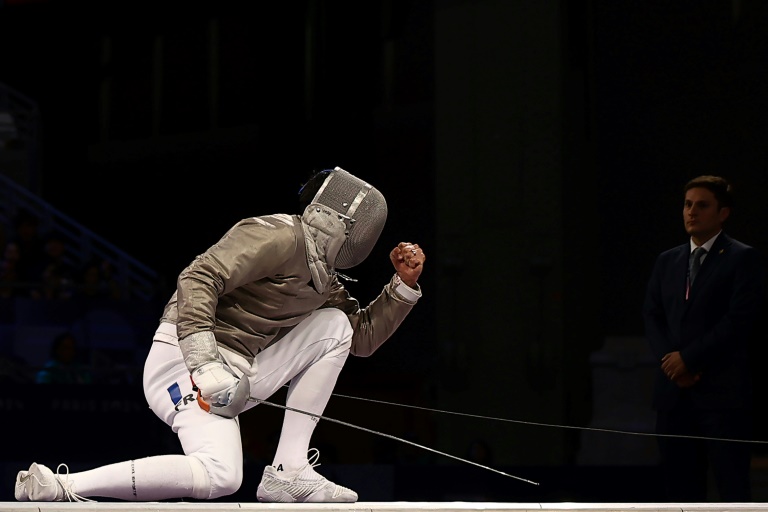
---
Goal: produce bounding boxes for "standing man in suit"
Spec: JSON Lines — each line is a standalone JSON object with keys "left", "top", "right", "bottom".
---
{"left": 644, "top": 175, "right": 765, "bottom": 502}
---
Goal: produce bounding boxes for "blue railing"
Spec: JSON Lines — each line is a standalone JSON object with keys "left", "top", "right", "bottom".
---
{"left": 0, "top": 172, "right": 162, "bottom": 300}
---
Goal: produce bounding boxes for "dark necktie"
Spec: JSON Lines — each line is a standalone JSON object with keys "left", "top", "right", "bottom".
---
{"left": 690, "top": 246, "right": 707, "bottom": 285}
{"left": 686, "top": 246, "right": 708, "bottom": 299}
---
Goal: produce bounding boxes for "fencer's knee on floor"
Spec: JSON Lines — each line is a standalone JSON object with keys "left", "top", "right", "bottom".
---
{"left": 189, "top": 452, "right": 243, "bottom": 499}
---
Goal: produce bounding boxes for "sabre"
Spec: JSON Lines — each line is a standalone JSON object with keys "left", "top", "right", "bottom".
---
{"left": 192, "top": 377, "right": 539, "bottom": 486}
{"left": 248, "top": 395, "right": 539, "bottom": 486}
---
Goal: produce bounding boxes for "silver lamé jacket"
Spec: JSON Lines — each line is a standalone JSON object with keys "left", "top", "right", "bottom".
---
{"left": 159, "top": 213, "right": 420, "bottom": 368}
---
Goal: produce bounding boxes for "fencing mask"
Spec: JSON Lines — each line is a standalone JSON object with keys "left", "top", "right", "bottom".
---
{"left": 301, "top": 167, "right": 387, "bottom": 276}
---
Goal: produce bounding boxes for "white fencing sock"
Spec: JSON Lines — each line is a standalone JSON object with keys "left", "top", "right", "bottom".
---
{"left": 66, "top": 455, "right": 210, "bottom": 501}
{"left": 271, "top": 349, "right": 348, "bottom": 471}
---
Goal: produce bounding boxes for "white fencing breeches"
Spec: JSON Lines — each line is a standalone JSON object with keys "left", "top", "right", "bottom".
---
{"left": 141, "top": 307, "right": 353, "bottom": 499}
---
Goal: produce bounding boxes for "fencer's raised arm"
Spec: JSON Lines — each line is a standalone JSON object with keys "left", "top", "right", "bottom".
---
{"left": 323, "top": 241, "right": 426, "bottom": 357}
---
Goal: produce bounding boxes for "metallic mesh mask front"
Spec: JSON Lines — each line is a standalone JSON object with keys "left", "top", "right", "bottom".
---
{"left": 310, "top": 167, "right": 388, "bottom": 269}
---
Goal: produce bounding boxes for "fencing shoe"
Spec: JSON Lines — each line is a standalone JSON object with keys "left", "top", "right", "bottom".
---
{"left": 24, "top": 463, "right": 91, "bottom": 502}
{"left": 256, "top": 448, "right": 358, "bottom": 503}
{"left": 14, "top": 471, "right": 29, "bottom": 501}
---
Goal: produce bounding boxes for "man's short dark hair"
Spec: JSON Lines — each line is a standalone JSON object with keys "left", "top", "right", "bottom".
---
{"left": 684, "top": 175, "right": 733, "bottom": 210}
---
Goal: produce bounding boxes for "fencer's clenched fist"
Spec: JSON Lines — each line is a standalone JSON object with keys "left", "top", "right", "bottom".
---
{"left": 390, "top": 242, "right": 425, "bottom": 288}
{"left": 191, "top": 361, "right": 240, "bottom": 407}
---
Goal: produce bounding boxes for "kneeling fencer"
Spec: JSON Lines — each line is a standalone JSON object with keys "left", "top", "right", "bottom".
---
{"left": 15, "top": 167, "right": 425, "bottom": 503}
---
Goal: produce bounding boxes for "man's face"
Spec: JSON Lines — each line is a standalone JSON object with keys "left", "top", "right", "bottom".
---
{"left": 683, "top": 186, "right": 729, "bottom": 245}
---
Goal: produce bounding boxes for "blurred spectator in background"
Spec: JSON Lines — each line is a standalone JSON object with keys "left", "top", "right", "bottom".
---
{"left": 0, "top": 240, "right": 22, "bottom": 299}
{"left": 39, "top": 234, "right": 76, "bottom": 300}
{"left": 35, "top": 331, "right": 92, "bottom": 385}
{"left": 10, "top": 209, "right": 45, "bottom": 296}
{"left": 78, "top": 257, "right": 122, "bottom": 301}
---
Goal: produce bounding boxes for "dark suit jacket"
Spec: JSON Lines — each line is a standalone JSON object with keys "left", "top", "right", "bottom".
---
{"left": 643, "top": 232, "right": 765, "bottom": 410}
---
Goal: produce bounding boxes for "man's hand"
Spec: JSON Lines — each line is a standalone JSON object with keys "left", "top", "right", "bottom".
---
{"left": 661, "top": 351, "right": 701, "bottom": 387}
{"left": 391, "top": 242, "right": 425, "bottom": 287}
{"left": 661, "top": 351, "right": 686, "bottom": 380}
{"left": 191, "top": 361, "right": 240, "bottom": 408}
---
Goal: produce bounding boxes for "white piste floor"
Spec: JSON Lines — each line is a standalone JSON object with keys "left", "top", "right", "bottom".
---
{"left": 3, "top": 502, "right": 768, "bottom": 512}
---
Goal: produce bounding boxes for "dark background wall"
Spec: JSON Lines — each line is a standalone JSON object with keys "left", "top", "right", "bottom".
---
{"left": 1, "top": 0, "right": 768, "bottom": 502}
